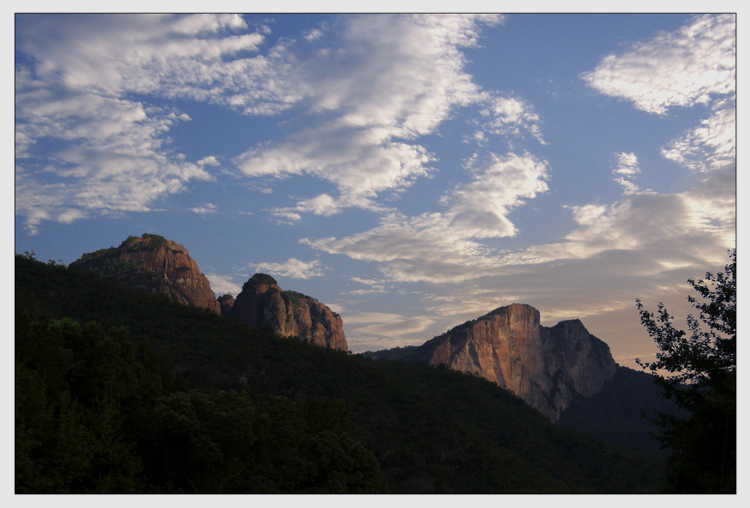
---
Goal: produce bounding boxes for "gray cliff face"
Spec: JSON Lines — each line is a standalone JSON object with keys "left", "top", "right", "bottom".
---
{"left": 385, "top": 304, "right": 617, "bottom": 421}
{"left": 230, "top": 274, "right": 347, "bottom": 351}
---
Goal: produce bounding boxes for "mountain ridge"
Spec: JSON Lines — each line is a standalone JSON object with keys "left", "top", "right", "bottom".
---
{"left": 15, "top": 252, "right": 666, "bottom": 493}
{"left": 364, "top": 303, "right": 618, "bottom": 421}
{"left": 70, "top": 233, "right": 347, "bottom": 351}
{"left": 69, "top": 234, "right": 619, "bottom": 419}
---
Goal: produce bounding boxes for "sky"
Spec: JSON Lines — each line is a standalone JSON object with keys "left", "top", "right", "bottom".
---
{"left": 13, "top": 12, "right": 737, "bottom": 368}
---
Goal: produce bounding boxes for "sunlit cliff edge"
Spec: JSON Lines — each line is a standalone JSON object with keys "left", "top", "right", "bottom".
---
{"left": 364, "top": 303, "right": 618, "bottom": 421}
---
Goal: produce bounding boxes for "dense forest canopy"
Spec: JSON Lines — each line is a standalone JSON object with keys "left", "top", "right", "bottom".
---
{"left": 16, "top": 253, "right": 667, "bottom": 493}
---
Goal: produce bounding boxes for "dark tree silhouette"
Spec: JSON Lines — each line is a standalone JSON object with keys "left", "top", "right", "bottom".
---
{"left": 636, "top": 249, "right": 735, "bottom": 493}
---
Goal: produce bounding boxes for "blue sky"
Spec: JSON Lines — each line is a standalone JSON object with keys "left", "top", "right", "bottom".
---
{"left": 14, "top": 13, "right": 736, "bottom": 366}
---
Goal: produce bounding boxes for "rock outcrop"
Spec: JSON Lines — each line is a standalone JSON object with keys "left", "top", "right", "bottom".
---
{"left": 218, "top": 294, "right": 236, "bottom": 316}
{"left": 366, "top": 304, "right": 617, "bottom": 421}
{"left": 70, "top": 233, "right": 220, "bottom": 314}
{"left": 230, "top": 273, "right": 347, "bottom": 351}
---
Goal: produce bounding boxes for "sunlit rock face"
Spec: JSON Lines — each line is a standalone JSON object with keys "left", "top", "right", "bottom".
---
{"left": 371, "top": 304, "right": 617, "bottom": 421}
{"left": 71, "top": 233, "right": 221, "bottom": 314}
{"left": 230, "top": 273, "right": 348, "bottom": 351}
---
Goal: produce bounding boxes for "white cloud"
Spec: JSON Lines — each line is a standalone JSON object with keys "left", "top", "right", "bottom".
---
{"left": 15, "top": 14, "right": 536, "bottom": 232}
{"left": 447, "top": 152, "right": 549, "bottom": 238}
{"left": 582, "top": 15, "right": 735, "bottom": 184}
{"left": 613, "top": 152, "right": 640, "bottom": 177}
{"left": 345, "top": 311, "right": 436, "bottom": 340}
{"left": 236, "top": 126, "right": 436, "bottom": 211}
{"left": 270, "top": 211, "right": 303, "bottom": 225}
{"left": 305, "top": 160, "right": 733, "bottom": 288}
{"left": 502, "top": 168, "right": 735, "bottom": 268}
{"left": 234, "top": 14, "right": 507, "bottom": 215}
{"left": 581, "top": 14, "right": 735, "bottom": 115}
{"left": 190, "top": 203, "right": 218, "bottom": 214}
{"left": 303, "top": 210, "right": 498, "bottom": 283}
{"left": 568, "top": 203, "right": 607, "bottom": 227}
{"left": 344, "top": 276, "right": 387, "bottom": 295}
{"left": 205, "top": 273, "right": 243, "bottom": 296}
{"left": 304, "top": 152, "right": 549, "bottom": 283}
{"left": 270, "top": 193, "right": 342, "bottom": 222}
{"left": 15, "top": 14, "right": 285, "bottom": 110}
{"left": 15, "top": 138, "right": 212, "bottom": 232}
{"left": 252, "top": 258, "right": 325, "bottom": 279}
{"left": 14, "top": 14, "right": 297, "bottom": 233}
{"left": 661, "top": 104, "right": 736, "bottom": 173}
{"left": 477, "top": 95, "right": 546, "bottom": 144}
{"left": 304, "top": 28, "right": 324, "bottom": 41}
{"left": 198, "top": 156, "right": 221, "bottom": 166}
{"left": 611, "top": 152, "right": 652, "bottom": 195}
{"left": 350, "top": 276, "right": 384, "bottom": 287}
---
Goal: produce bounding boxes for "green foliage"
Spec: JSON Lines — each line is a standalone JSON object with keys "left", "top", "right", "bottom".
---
{"left": 124, "top": 233, "right": 168, "bottom": 251}
{"left": 283, "top": 290, "right": 316, "bottom": 306}
{"left": 142, "top": 391, "right": 385, "bottom": 493}
{"left": 15, "top": 308, "right": 384, "bottom": 493}
{"left": 15, "top": 310, "right": 177, "bottom": 493}
{"left": 636, "top": 249, "right": 736, "bottom": 493}
{"left": 244, "top": 273, "right": 278, "bottom": 289}
{"left": 16, "top": 253, "right": 666, "bottom": 493}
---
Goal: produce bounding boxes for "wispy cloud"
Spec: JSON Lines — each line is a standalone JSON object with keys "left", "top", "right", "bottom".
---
{"left": 189, "top": 203, "right": 218, "bottom": 215}
{"left": 345, "top": 311, "right": 436, "bottom": 348}
{"left": 270, "top": 193, "right": 342, "bottom": 223}
{"left": 661, "top": 104, "right": 736, "bottom": 173}
{"left": 252, "top": 258, "right": 325, "bottom": 279}
{"left": 476, "top": 95, "right": 546, "bottom": 144}
{"left": 502, "top": 169, "right": 734, "bottom": 267}
{"left": 205, "top": 273, "right": 243, "bottom": 296}
{"left": 235, "top": 14, "right": 509, "bottom": 216}
{"left": 344, "top": 276, "right": 387, "bottom": 295}
{"left": 581, "top": 14, "right": 735, "bottom": 115}
{"left": 303, "top": 152, "right": 549, "bottom": 282}
{"left": 16, "top": 14, "right": 540, "bottom": 233}
{"left": 611, "top": 152, "right": 653, "bottom": 195}
{"left": 197, "top": 156, "right": 221, "bottom": 167}
{"left": 14, "top": 13, "right": 293, "bottom": 233}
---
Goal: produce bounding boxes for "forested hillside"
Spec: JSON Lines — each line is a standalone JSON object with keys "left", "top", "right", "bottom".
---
{"left": 15, "top": 253, "right": 665, "bottom": 493}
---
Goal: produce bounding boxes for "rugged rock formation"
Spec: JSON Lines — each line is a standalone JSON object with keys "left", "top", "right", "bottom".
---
{"left": 70, "top": 233, "right": 220, "bottom": 314}
{"left": 366, "top": 304, "right": 617, "bottom": 421}
{"left": 218, "top": 294, "right": 236, "bottom": 316}
{"left": 230, "top": 273, "right": 347, "bottom": 351}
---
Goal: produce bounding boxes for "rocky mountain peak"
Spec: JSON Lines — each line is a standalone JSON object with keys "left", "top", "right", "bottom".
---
{"left": 241, "top": 273, "right": 282, "bottom": 294}
{"left": 70, "top": 233, "right": 220, "bottom": 314}
{"left": 229, "top": 274, "right": 347, "bottom": 351}
{"left": 367, "top": 303, "right": 617, "bottom": 421}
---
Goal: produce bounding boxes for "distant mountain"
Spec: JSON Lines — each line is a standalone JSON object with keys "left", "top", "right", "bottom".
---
{"left": 70, "top": 233, "right": 220, "bottom": 314}
{"left": 228, "top": 273, "right": 348, "bottom": 351}
{"left": 364, "top": 303, "right": 617, "bottom": 421}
